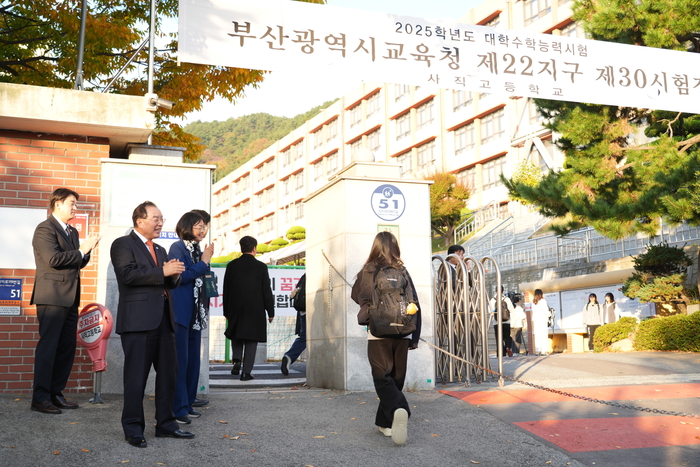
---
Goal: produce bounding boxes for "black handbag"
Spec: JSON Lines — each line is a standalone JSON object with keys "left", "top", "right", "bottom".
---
{"left": 203, "top": 271, "right": 219, "bottom": 298}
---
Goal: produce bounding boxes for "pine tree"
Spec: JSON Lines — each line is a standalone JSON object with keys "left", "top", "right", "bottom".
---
{"left": 504, "top": 0, "right": 700, "bottom": 240}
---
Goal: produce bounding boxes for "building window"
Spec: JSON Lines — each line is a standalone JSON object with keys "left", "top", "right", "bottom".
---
{"left": 326, "top": 119, "right": 338, "bottom": 142}
{"left": 265, "top": 214, "right": 274, "bottom": 233}
{"left": 241, "top": 175, "right": 250, "bottom": 191}
{"left": 349, "top": 138, "right": 362, "bottom": 156}
{"left": 293, "top": 140, "right": 304, "bottom": 160}
{"left": 367, "top": 92, "right": 380, "bottom": 117}
{"left": 313, "top": 161, "right": 324, "bottom": 182}
{"left": 313, "top": 129, "right": 323, "bottom": 149}
{"left": 295, "top": 170, "right": 304, "bottom": 190}
{"left": 217, "top": 187, "right": 229, "bottom": 206}
{"left": 452, "top": 90, "right": 472, "bottom": 112}
{"left": 481, "top": 108, "right": 506, "bottom": 144}
{"left": 220, "top": 210, "right": 230, "bottom": 227}
{"left": 265, "top": 160, "right": 274, "bottom": 180}
{"left": 484, "top": 14, "right": 501, "bottom": 29}
{"left": 255, "top": 219, "right": 264, "bottom": 237}
{"left": 560, "top": 21, "right": 583, "bottom": 39}
{"left": 368, "top": 128, "right": 382, "bottom": 153}
{"left": 395, "top": 84, "right": 409, "bottom": 102}
{"left": 416, "top": 99, "right": 434, "bottom": 130}
{"left": 283, "top": 178, "right": 290, "bottom": 196}
{"left": 455, "top": 123, "right": 475, "bottom": 154}
{"left": 284, "top": 205, "right": 291, "bottom": 224}
{"left": 256, "top": 192, "right": 264, "bottom": 209}
{"left": 295, "top": 202, "right": 304, "bottom": 220}
{"left": 456, "top": 167, "right": 476, "bottom": 190}
{"left": 396, "top": 113, "right": 411, "bottom": 141}
{"left": 349, "top": 104, "right": 362, "bottom": 128}
{"left": 483, "top": 156, "right": 507, "bottom": 190}
{"left": 327, "top": 152, "right": 339, "bottom": 174}
{"left": 417, "top": 141, "right": 435, "bottom": 168}
{"left": 397, "top": 152, "right": 412, "bottom": 177}
{"left": 256, "top": 166, "right": 264, "bottom": 183}
{"left": 524, "top": 0, "right": 551, "bottom": 25}
{"left": 281, "top": 149, "right": 290, "bottom": 167}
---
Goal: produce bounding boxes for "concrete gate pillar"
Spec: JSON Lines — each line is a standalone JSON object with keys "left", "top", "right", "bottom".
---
{"left": 304, "top": 161, "right": 434, "bottom": 391}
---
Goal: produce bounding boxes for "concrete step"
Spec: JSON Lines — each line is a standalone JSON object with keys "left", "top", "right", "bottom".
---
{"left": 209, "top": 362, "right": 307, "bottom": 390}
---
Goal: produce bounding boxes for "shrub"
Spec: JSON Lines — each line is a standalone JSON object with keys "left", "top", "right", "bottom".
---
{"left": 256, "top": 243, "right": 270, "bottom": 253}
{"left": 211, "top": 252, "right": 241, "bottom": 264}
{"left": 269, "top": 238, "right": 289, "bottom": 251}
{"left": 286, "top": 226, "right": 306, "bottom": 241}
{"left": 633, "top": 312, "right": 700, "bottom": 352}
{"left": 593, "top": 317, "right": 638, "bottom": 351}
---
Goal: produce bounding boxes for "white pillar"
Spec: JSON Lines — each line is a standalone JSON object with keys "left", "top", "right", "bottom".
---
{"left": 304, "top": 162, "right": 435, "bottom": 390}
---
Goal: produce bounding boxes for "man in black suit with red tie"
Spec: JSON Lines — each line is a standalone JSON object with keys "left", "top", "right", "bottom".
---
{"left": 111, "top": 201, "right": 193, "bottom": 448}
{"left": 30, "top": 188, "right": 100, "bottom": 414}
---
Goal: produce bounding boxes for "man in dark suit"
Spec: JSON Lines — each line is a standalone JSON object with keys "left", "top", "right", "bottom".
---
{"left": 30, "top": 188, "right": 100, "bottom": 414}
{"left": 111, "top": 201, "right": 193, "bottom": 448}
{"left": 223, "top": 236, "right": 274, "bottom": 381}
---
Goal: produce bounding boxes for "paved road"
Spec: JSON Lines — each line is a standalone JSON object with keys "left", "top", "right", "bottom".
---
{"left": 2, "top": 352, "right": 698, "bottom": 466}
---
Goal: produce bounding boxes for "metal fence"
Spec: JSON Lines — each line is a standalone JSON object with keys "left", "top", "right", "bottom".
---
{"left": 467, "top": 221, "right": 700, "bottom": 272}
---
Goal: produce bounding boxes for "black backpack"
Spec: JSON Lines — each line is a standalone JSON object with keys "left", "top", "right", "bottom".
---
{"left": 292, "top": 274, "right": 306, "bottom": 312}
{"left": 368, "top": 267, "right": 417, "bottom": 338}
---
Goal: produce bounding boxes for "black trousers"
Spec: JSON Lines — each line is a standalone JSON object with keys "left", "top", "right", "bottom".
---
{"left": 120, "top": 308, "right": 179, "bottom": 438}
{"left": 587, "top": 325, "right": 601, "bottom": 350}
{"left": 231, "top": 339, "right": 258, "bottom": 374}
{"left": 33, "top": 302, "right": 79, "bottom": 403}
{"left": 367, "top": 339, "right": 411, "bottom": 428}
{"left": 494, "top": 323, "right": 513, "bottom": 355}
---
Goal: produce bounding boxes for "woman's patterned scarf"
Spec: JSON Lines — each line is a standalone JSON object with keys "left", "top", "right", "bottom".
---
{"left": 184, "top": 240, "right": 208, "bottom": 331}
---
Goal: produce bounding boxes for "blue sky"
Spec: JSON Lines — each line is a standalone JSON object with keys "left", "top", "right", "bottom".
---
{"left": 181, "top": 0, "right": 482, "bottom": 123}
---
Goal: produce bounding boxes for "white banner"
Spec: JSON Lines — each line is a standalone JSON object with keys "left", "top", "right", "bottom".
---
{"left": 209, "top": 266, "right": 304, "bottom": 317}
{"left": 179, "top": 0, "right": 700, "bottom": 113}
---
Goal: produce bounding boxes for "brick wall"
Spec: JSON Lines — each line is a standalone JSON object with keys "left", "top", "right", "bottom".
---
{"left": 0, "top": 129, "right": 108, "bottom": 394}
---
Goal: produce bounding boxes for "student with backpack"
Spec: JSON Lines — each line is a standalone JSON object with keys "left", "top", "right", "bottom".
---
{"left": 351, "top": 232, "right": 421, "bottom": 446}
{"left": 281, "top": 273, "right": 307, "bottom": 375}
{"left": 489, "top": 286, "right": 514, "bottom": 357}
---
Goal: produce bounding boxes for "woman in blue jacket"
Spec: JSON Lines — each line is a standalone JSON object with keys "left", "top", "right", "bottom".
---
{"left": 169, "top": 211, "right": 214, "bottom": 424}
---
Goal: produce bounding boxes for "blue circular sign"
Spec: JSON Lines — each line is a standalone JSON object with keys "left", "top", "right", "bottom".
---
{"left": 371, "top": 184, "right": 406, "bottom": 221}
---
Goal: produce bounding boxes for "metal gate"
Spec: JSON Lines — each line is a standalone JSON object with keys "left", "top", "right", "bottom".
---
{"left": 431, "top": 254, "right": 505, "bottom": 386}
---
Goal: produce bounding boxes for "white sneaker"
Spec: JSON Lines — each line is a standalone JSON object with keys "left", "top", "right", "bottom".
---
{"left": 390, "top": 408, "right": 408, "bottom": 446}
{"left": 378, "top": 427, "right": 392, "bottom": 437}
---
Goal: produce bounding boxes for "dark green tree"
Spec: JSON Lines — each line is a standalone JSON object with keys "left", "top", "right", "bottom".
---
{"left": 504, "top": 0, "right": 700, "bottom": 240}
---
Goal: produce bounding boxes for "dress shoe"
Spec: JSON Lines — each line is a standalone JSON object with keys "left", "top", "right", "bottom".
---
{"left": 125, "top": 435, "right": 147, "bottom": 448}
{"left": 31, "top": 400, "right": 62, "bottom": 414}
{"left": 51, "top": 395, "right": 79, "bottom": 409}
{"left": 230, "top": 360, "right": 241, "bottom": 376}
{"left": 176, "top": 414, "right": 192, "bottom": 424}
{"left": 191, "top": 398, "right": 209, "bottom": 407}
{"left": 240, "top": 373, "right": 254, "bottom": 381}
{"left": 155, "top": 429, "right": 195, "bottom": 439}
{"left": 506, "top": 348, "right": 513, "bottom": 358}
{"left": 188, "top": 409, "right": 202, "bottom": 418}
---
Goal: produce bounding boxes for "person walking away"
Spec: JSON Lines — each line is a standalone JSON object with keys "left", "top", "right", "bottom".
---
{"left": 222, "top": 236, "right": 275, "bottom": 381}
{"left": 531, "top": 289, "right": 549, "bottom": 356}
{"left": 351, "top": 232, "right": 422, "bottom": 446}
{"left": 582, "top": 293, "right": 602, "bottom": 352}
{"left": 281, "top": 273, "right": 306, "bottom": 375}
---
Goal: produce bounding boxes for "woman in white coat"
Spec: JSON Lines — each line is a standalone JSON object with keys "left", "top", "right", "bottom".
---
{"left": 582, "top": 293, "right": 602, "bottom": 352}
{"left": 531, "top": 289, "right": 549, "bottom": 356}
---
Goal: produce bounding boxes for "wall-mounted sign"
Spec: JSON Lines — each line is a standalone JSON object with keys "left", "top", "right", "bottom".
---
{"left": 68, "top": 213, "right": 89, "bottom": 241}
{"left": 371, "top": 184, "right": 406, "bottom": 221}
{"left": 0, "top": 278, "right": 22, "bottom": 316}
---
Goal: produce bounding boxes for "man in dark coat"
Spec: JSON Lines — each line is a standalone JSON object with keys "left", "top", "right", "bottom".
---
{"left": 223, "top": 236, "right": 274, "bottom": 381}
{"left": 30, "top": 188, "right": 100, "bottom": 414}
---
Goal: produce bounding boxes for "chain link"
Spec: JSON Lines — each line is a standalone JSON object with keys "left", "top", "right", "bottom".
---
{"left": 421, "top": 337, "right": 700, "bottom": 419}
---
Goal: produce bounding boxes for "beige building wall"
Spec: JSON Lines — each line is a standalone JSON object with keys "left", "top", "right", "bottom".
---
{"left": 212, "top": 0, "right": 584, "bottom": 255}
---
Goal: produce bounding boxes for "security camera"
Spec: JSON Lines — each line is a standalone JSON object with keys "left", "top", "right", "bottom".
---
{"left": 145, "top": 93, "right": 175, "bottom": 111}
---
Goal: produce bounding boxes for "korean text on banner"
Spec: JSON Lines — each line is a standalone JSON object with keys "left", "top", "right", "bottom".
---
{"left": 178, "top": 0, "right": 700, "bottom": 113}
